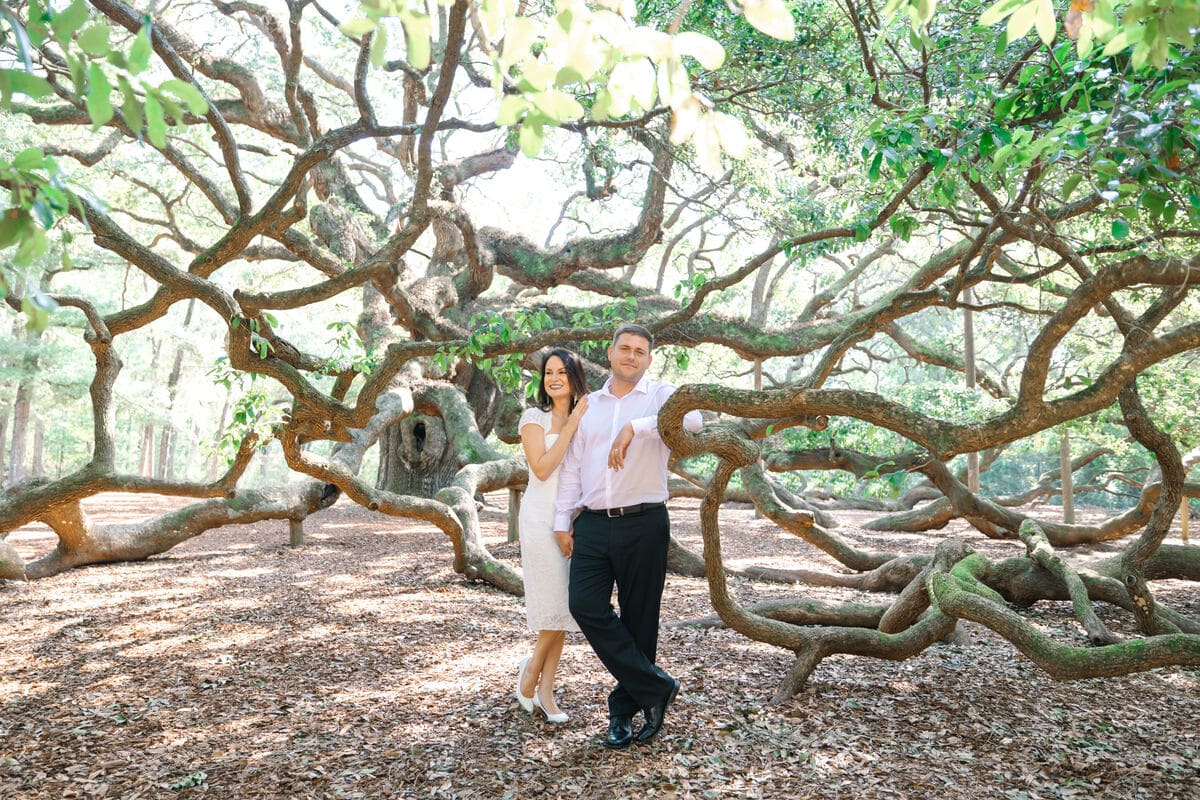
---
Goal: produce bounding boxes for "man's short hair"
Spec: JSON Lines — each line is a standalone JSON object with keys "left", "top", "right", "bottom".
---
{"left": 612, "top": 323, "right": 654, "bottom": 349}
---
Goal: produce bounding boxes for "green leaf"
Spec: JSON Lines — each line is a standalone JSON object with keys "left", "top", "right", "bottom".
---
{"left": 1062, "top": 173, "right": 1082, "bottom": 200}
{"left": 12, "top": 147, "right": 46, "bottom": 171}
{"left": 3, "top": 70, "right": 52, "bottom": 103}
{"left": 21, "top": 296, "right": 52, "bottom": 333}
{"left": 369, "top": 25, "right": 388, "bottom": 67}
{"left": 404, "top": 14, "right": 432, "bottom": 70}
{"left": 531, "top": 89, "right": 583, "bottom": 123}
{"left": 495, "top": 94, "right": 526, "bottom": 126}
{"left": 339, "top": 17, "right": 378, "bottom": 37}
{"left": 0, "top": 210, "right": 28, "bottom": 247}
{"left": 1111, "top": 218, "right": 1129, "bottom": 239}
{"left": 119, "top": 76, "right": 144, "bottom": 138}
{"left": 519, "top": 119, "right": 544, "bottom": 157}
{"left": 1034, "top": 0, "right": 1056, "bottom": 45}
{"left": 144, "top": 90, "right": 167, "bottom": 146}
{"left": 1006, "top": 1, "right": 1039, "bottom": 43}
{"left": 50, "top": 0, "right": 89, "bottom": 44}
{"left": 993, "top": 94, "right": 1015, "bottom": 121}
{"left": 500, "top": 16, "right": 538, "bottom": 66}
{"left": 979, "top": 0, "right": 1027, "bottom": 26}
{"left": 76, "top": 23, "right": 111, "bottom": 56}
{"left": 0, "top": 4, "right": 35, "bottom": 70}
{"left": 160, "top": 79, "right": 207, "bottom": 115}
{"left": 14, "top": 224, "right": 48, "bottom": 265}
{"left": 128, "top": 24, "right": 153, "bottom": 75}
{"left": 85, "top": 63, "right": 114, "bottom": 128}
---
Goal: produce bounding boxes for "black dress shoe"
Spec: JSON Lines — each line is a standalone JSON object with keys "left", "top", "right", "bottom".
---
{"left": 603, "top": 714, "right": 634, "bottom": 749}
{"left": 635, "top": 678, "right": 680, "bottom": 744}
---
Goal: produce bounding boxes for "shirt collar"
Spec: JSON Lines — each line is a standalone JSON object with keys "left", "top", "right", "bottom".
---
{"left": 599, "top": 374, "right": 651, "bottom": 398}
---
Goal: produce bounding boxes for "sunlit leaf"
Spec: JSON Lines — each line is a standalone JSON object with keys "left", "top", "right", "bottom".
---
{"left": 340, "top": 17, "right": 378, "bottom": 37}
{"left": 741, "top": 0, "right": 796, "bottom": 42}
{"left": 496, "top": 94, "right": 527, "bottom": 126}
{"left": 518, "top": 119, "right": 544, "bottom": 157}
{"left": 673, "top": 32, "right": 725, "bottom": 70}
{"left": 1007, "top": 1, "right": 1039, "bottom": 42}
{"left": 500, "top": 16, "right": 538, "bottom": 66}
{"left": 1034, "top": 0, "right": 1056, "bottom": 45}
{"left": 404, "top": 14, "right": 432, "bottom": 70}
{"left": 369, "top": 25, "right": 388, "bottom": 67}
{"left": 669, "top": 94, "right": 702, "bottom": 145}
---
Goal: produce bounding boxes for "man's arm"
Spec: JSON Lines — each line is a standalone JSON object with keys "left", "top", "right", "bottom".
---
{"left": 553, "top": 422, "right": 585, "bottom": 556}
{"left": 609, "top": 382, "right": 703, "bottom": 469}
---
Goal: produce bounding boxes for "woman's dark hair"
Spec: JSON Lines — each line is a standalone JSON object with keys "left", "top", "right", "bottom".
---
{"left": 535, "top": 348, "right": 588, "bottom": 411}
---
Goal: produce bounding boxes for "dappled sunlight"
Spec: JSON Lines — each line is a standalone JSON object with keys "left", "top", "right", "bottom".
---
{"left": 3, "top": 495, "right": 1198, "bottom": 799}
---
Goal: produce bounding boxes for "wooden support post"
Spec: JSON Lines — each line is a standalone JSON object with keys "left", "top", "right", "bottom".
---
{"left": 964, "top": 287, "right": 980, "bottom": 494}
{"left": 754, "top": 360, "right": 764, "bottom": 519}
{"left": 289, "top": 517, "right": 304, "bottom": 548}
{"left": 1182, "top": 498, "right": 1190, "bottom": 544}
{"left": 1060, "top": 430, "right": 1074, "bottom": 524}
{"left": 508, "top": 488, "right": 522, "bottom": 543}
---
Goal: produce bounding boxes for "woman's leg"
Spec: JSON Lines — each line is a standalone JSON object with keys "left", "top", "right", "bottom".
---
{"left": 521, "top": 630, "right": 560, "bottom": 697}
{"left": 536, "top": 631, "right": 567, "bottom": 714}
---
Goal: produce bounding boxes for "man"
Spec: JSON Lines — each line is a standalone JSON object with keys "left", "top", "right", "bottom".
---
{"left": 553, "top": 324, "right": 703, "bottom": 749}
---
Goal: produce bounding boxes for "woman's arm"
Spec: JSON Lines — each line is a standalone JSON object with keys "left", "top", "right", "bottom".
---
{"left": 521, "top": 399, "right": 588, "bottom": 481}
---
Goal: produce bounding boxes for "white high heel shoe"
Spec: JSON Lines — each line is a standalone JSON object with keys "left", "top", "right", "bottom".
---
{"left": 514, "top": 657, "right": 534, "bottom": 713}
{"left": 533, "top": 687, "right": 569, "bottom": 724}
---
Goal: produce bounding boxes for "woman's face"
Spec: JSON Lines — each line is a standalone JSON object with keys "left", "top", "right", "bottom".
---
{"left": 543, "top": 356, "right": 572, "bottom": 403}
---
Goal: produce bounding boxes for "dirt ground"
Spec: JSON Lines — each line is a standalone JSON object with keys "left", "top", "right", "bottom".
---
{"left": 2, "top": 493, "right": 1199, "bottom": 799}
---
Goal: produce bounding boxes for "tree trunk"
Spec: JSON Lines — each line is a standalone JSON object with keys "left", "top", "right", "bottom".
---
{"left": 139, "top": 424, "right": 155, "bottom": 477}
{"left": 8, "top": 374, "right": 32, "bottom": 486}
{"left": 376, "top": 414, "right": 461, "bottom": 497}
{"left": 0, "top": 400, "right": 9, "bottom": 485}
{"left": 155, "top": 425, "right": 172, "bottom": 480}
{"left": 31, "top": 419, "right": 44, "bottom": 478}
{"left": 207, "top": 389, "right": 231, "bottom": 482}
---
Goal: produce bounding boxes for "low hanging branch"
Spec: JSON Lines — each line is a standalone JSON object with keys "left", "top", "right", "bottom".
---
{"left": 1017, "top": 519, "right": 1121, "bottom": 646}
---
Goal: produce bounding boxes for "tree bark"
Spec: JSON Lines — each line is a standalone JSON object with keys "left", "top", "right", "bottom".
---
{"left": 7, "top": 335, "right": 37, "bottom": 486}
{"left": 31, "top": 419, "right": 44, "bottom": 478}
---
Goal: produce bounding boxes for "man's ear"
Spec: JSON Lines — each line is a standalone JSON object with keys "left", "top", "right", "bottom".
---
{"left": 646, "top": 352, "right": 653, "bottom": 367}
{"left": 606, "top": 344, "right": 614, "bottom": 363}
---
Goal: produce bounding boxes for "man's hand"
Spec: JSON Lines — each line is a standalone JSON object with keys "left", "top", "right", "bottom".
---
{"left": 608, "top": 422, "right": 635, "bottom": 470}
{"left": 554, "top": 530, "right": 573, "bottom": 558}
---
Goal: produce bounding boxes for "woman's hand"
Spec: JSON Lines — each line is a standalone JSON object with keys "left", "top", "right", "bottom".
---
{"left": 554, "top": 530, "right": 574, "bottom": 558}
{"left": 566, "top": 395, "right": 588, "bottom": 431}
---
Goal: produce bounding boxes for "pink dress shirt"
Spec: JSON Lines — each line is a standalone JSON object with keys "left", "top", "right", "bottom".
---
{"left": 553, "top": 375, "right": 703, "bottom": 531}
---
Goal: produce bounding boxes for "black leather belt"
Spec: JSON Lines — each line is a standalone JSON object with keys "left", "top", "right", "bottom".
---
{"left": 583, "top": 502, "right": 666, "bottom": 518}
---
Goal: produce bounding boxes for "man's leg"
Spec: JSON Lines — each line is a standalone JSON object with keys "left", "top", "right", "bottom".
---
{"left": 608, "top": 505, "right": 673, "bottom": 715}
{"left": 569, "top": 511, "right": 667, "bottom": 716}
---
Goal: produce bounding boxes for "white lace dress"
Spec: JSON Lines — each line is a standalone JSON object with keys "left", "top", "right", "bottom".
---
{"left": 518, "top": 407, "right": 580, "bottom": 632}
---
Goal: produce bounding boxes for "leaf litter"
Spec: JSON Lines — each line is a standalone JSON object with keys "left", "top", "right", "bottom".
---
{"left": 1, "top": 493, "right": 1198, "bottom": 798}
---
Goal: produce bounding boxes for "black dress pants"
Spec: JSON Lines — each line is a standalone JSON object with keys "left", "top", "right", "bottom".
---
{"left": 568, "top": 504, "right": 674, "bottom": 717}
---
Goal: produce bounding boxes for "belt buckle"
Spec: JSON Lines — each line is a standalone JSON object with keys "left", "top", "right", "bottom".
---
{"left": 606, "top": 506, "right": 622, "bottom": 518}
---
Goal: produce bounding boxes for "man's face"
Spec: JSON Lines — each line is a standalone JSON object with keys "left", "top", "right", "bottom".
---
{"left": 607, "top": 333, "right": 652, "bottom": 385}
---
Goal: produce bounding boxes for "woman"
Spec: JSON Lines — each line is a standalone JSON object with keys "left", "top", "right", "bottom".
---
{"left": 515, "top": 348, "right": 589, "bottom": 723}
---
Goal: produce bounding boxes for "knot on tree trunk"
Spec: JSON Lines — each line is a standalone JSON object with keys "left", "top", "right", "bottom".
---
{"left": 401, "top": 415, "right": 447, "bottom": 470}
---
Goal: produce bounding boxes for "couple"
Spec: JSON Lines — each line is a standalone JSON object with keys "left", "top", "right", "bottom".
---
{"left": 515, "top": 324, "right": 703, "bottom": 749}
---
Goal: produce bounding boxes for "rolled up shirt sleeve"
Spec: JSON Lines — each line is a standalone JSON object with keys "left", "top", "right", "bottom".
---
{"left": 629, "top": 383, "right": 703, "bottom": 438}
